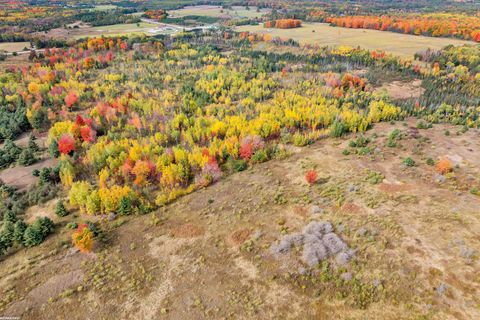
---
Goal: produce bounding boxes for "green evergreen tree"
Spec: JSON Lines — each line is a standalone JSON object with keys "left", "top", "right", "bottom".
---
{"left": 49, "top": 140, "right": 60, "bottom": 158}
{"left": 23, "top": 225, "right": 43, "bottom": 247}
{"left": 17, "top": 147, "right": 38, "bottom": 166}
{"left": 118, "top": 196, "right": 132, "bottom": 216}
{"left": 13, "top": 220, "right": 28, "bottom": 244}
{"left": 55, "top": 201, "right": 69, "bottom": 217}
{"left": 1, "top": 220, "right": 15, "bottom": 248}
{"left": 28, "top": 134, "right": 39, "bottom": 152}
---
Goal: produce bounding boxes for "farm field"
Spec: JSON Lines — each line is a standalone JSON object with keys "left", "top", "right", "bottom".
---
{"left": 42, "top": 22, "right": 162, "bottom": 40}
{"left": 0, "top": 42, "right": 31, "bottom": 53}
{"left": 168, "top": 5, "right": 270, "bottom": 19}
{"left": 236, "top": 23, "right": 476, "bottom": 58}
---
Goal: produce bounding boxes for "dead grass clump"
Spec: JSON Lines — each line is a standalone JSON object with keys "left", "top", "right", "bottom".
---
{"left": 271, "top": 221, "right": 354, "bottom": 267}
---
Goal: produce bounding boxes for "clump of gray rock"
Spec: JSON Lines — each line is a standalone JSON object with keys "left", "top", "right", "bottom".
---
{"left": 271, "top": 221, "right": 355, "bottom": 267}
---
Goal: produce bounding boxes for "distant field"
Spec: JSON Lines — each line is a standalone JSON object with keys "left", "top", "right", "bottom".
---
{"left": 0, "top": 42, "right": 31, "bottom": 53}
{"left": 73, "top": 22, "right": 159, "bottom": 39}
{"left": 169, "top": 5, "right": 270, "bottom": 19}
{"left": 90, "top": 5, "right": 118, "bottom": 11}
{"left": 236, "top": 22, "right": 475, "bottom": 58}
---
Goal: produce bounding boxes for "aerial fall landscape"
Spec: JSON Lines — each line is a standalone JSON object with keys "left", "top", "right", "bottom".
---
{"left": 0, "top": 0, "right": 480, "bottom": 319}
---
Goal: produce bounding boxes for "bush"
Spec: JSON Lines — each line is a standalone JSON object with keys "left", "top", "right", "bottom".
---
{"left": 387, "top": 129, "right": 401, "bottom": 147}
{"left": 330, "top": 120, "right": 345, "bottom": 138}
{"left": 436, "top": 158, "right": 453, "bottom": 174}
{"left": 251, "top": 150, "right": 269, "bottom": 163}
{"left": 224, "top": 157, "right": 247, "bottom": 173}
{"left": 403, "top": 157, "right": 416, "bottom": 167}
{"left": 55, "top": 201, "right": 69, "bottom": 217}
{"left": 305, "top": 170, "right": 318, "bottom": 185}
{"left": 349, "top": 135, "right": 370, "bottom": 148}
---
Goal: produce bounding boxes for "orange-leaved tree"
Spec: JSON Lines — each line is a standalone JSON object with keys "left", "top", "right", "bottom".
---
{"left": 72, "top": 224, "right": 94, "bottom": 253}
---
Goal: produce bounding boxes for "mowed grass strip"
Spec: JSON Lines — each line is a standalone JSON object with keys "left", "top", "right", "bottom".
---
{"left": 236, "top": 22, "right": 476, "bottom": 58}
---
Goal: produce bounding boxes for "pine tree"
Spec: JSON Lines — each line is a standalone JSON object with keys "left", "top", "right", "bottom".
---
{"left": 118, "top": 196, "right": 132, "bottom": 216}
{"left": 28, "top": 134, "right": 39, "bottom": 152}
{"left": 23, "top": 225, "right": 43, "bottom": 247}
{"left": 1, "top": 220, "right": 15, "bottom": 248}
{"left": 13, "top": 220, "right": 27, "bottom": 244}
{"left": 49, "top": 140, "right": 60, "bottom": 158}
{"left": 17, "top": 147, "right": 37, "bottom": 166}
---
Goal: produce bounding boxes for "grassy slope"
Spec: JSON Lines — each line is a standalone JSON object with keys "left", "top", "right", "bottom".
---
{"left": 1, "top": 119, "right": 479, "bottom": 319}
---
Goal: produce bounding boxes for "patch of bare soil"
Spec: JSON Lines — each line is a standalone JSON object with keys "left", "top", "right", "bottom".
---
{"left": 229, "top": 228, "right": 252, "bottom": 246}
{"left": 1, "top": 119, "right": 480, "bottom": 320}
{"left": 378, "top": 79, "right": 425, "bottom": 100}
{"left": 0, "top": 158, "right": 57, "bottom": 191}
{"left": 170, "top": 223, "right": 205, "bottom": 238}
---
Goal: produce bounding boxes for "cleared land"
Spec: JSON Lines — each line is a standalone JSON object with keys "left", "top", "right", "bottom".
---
{"left": 0, "top": 42, "right": 31, "bottom": 53}
{"left": 169, "top": 5, "right": 270, "bottom": 19}
{"left": 43, "top": 22, "right": 162, "bottom": 39}
{"left": 1, "top": 119, "right": 479, "bottom": 319}
{"left": 236, "top": 23, "right": 476, "bottom": 58}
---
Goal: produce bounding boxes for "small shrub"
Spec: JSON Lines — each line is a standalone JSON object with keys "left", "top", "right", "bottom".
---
{"left": 305, "top": 170, "right": 318, "bottom": 185}
{"left": 349, "top": 135, "right": 370, "bottom": 148}
{"left": 416, "top": 121, "right": 432, "bottom": 129}
{"left": 403, "top": 157, "right": 415, "bottom": 167}
{"left": 55, "top": 201, "right": 69, "bottom": 217}
{"left": 364, "top": 170, "right": 384, "bottom": 184}
{"left": 387, "top": 129, "right": 401, "bottom": 147}
{"left": 426, "top": 158, "right": 435, "bottom": 166}
{"left": 293, "top": 133, "right": 309, "bottom": 146}
{"left": 342, "top": 149, "right": 350, "bottom": 155}
{"left": 330, "top": 120, "right": 345, "bottom": 138}
{"left": 251, "top": 149, "right": 269, "bottom": 163}
{"left": 435, "top": 158, "right": 453, "bottom": 175}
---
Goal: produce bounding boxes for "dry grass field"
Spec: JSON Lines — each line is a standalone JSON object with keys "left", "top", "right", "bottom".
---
{"left": 168, "top": 5, "right": 270, "bottom": 19}
{"left": 236, "top": 23, "right": 476, "bottom": 58}
{"left": 0, "top": 42, "right": 31, "bottom": 53}
{"left": 1, "top": 119, "right": 479, "bottom": 320}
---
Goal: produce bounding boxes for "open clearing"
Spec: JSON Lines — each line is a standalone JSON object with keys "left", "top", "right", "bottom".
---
{"left": 168, "top": 5, "right": 270, "bottom": 19}
{"left": 236, "top": 23, "right": 476, "bottom": 58}
{"left": 43, "top": 22, "right": 162, "bottom": 40}
{"left": 0, "top": 42, "right": 31, "bottom": 53}
{"left": 1, "top": 119, "right": 479, "bottom": 319}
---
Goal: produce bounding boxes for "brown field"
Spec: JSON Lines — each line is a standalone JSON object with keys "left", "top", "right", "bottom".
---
{"left": 1, "top": 119, "right": 479, "bottom": 319}
{"left": 42, "top": 22, "right": 160, "bottom": 40}
{"left": 0, "top": 42, "right": 31, "bottom": 53}
{"left": 236, "top": 23, "right": 476, "bottom": 58}
{"left": 168, "top": 5, "right": 270, "bottom": 19}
